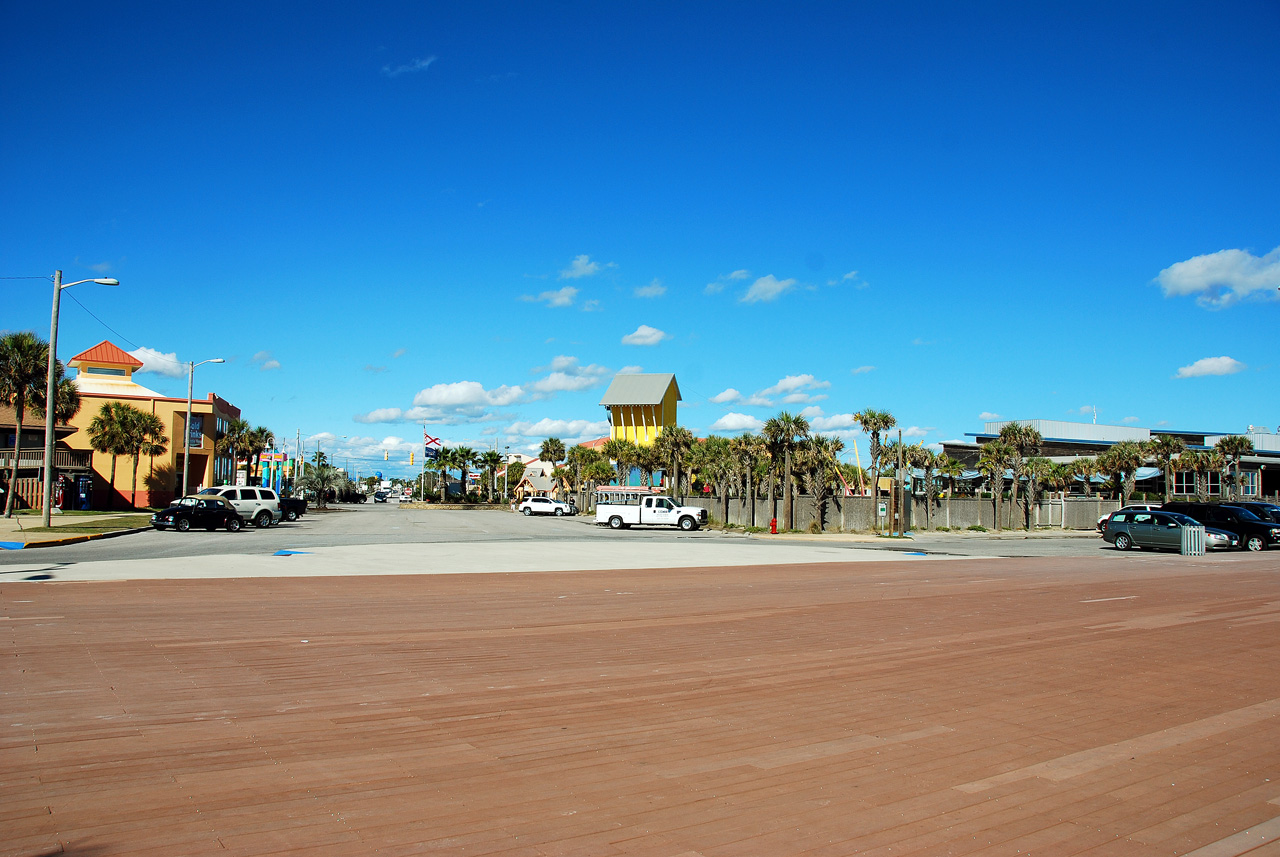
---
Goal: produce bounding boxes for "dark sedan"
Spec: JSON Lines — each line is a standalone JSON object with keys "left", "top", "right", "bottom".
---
{"left": 152, "top": 496, "right": 244, "bottom": 532}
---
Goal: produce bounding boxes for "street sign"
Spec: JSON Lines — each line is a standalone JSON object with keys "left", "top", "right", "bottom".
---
{"left": 877, "top": 501, "right": 887, "bottom": 517}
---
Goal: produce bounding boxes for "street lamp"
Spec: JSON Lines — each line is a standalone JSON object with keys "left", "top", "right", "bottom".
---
{"left": 41, "top": 270, "right": 119, "bottom": 528}
{"left": 181, "top": 358, "right": 225, "bottom": 499}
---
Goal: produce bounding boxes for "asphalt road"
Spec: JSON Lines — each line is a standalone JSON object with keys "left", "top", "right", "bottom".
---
{"left": 0, "top": 500, "right": 1231, "bottom": 572}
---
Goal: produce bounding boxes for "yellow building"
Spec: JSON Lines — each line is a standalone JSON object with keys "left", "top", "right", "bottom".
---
{"left": 66, "top": 341, "right": 240, "bottom": 509}
{"left": 599, "top": 373, "right": 680, "bottom": 446}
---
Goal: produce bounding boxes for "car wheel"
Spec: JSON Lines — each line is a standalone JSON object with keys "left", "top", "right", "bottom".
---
{"left": 523, "top": 507, "right": 533, "bottom": 516}
{"left": 554, "top": 507, "right": 564, "bottom": 516}
{"left": 176, "top": 518, "right": 191, "bottom": 532}
{"left": 1246, "top": 535, "right": 1266, "bottom": 552}
{"left": 254, "top": 510, "right": 273, "bottom": 528}
{"left": 609, "top": 516, "right": 624, "bottom": 530}
{"left": 284, "top": 508, "right": 297, "bottom": 522}
{"left": 226, "top": 518, "right": 242, "bottom": 532}
{"left": 678, "top": 516, "right": 696, "bottom": 531}
{"left": 1114, "top": 533, "right": 1131, "bottom": 551}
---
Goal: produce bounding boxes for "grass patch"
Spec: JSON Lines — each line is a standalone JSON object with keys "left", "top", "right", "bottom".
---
{"left": 967, "top": 524, "right": 988, "bottom": 532}
{"left": 19, "top": 514, "right": 152, "bottom": 534}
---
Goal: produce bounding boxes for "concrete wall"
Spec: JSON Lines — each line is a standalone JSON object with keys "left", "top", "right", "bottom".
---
{"left": 679, "top": 493, "right": 1119, "bottom": 532}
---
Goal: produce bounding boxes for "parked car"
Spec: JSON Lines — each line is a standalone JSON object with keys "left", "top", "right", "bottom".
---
{"left": 278, "top": 495, "right": 307, "bottom": 522}
{"left": 1162, "top": 502, "right": 1280, "bottom": 552}
{"left": 1223, "top": 501, "right": 1280, "bottom": 524}
{"left": 596, "top": 495, "right": 708, "bottom": 531}
{"left": 198, "top": 486, "right": 282, "bottom": 528}
{"left": 1096, "top": 503, "right": 1162, "bottom": 533}
{"left": 152, "top": 496, "right": 244, "bottom": 532}
{"left": 518, "top": 496, "right": 576, "bottom": 516}
{"left": 1103, "top": 509, "right": 1238, "bottom": 551}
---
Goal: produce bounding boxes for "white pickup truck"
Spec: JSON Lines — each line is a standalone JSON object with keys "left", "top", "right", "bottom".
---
{"left": 595, "top": 495, "right": 708, "bottom": 531}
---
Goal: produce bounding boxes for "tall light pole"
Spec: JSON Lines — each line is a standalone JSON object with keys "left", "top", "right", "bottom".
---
{"left": 41, "top": 270, "right": 119, "bottom": 528}
{"left": 182, "top": 358, "right": 225, "bottom": 499}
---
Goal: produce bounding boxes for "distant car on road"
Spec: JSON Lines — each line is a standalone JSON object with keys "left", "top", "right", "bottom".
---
{"left": 1162, "top": 501, "right": 1280, "bottom": 552}
{"left": 151, "top": 496, "right": 244, "bottom": 532}
{"left": 198, "top": 486, "right": 282, "bottom": 528}
{"left": 1096, "top": 504, "right": 1161, "bottom": 533}
{"left": 1102, "top": 510, "right": 1238, "bottom": 551}
{"left": 374, "top": 491, "right": 389, "bottom": 503}
{"left": 518, "top": 496, "right": 575, "bottom": 516}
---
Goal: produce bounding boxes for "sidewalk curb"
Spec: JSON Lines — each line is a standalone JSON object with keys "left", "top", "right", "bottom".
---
{"left": 11, "top": 526, "right": 152, "bottom": 550}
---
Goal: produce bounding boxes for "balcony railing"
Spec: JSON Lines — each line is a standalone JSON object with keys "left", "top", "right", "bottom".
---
{"left": 0, "top": 449, "right": 94, "bottom": 469}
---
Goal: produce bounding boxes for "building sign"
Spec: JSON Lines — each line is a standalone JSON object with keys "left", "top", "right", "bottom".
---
{"left": 188, "top": 414, "right": 204, "bottom": 450}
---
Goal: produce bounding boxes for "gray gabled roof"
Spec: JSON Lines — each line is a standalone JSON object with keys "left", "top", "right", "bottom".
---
{"left": 598, "top": 373, "right": 680, "bottom": 407}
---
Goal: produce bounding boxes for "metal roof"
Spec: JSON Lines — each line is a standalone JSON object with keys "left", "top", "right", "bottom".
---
{"left": 68, "top": 340, "right": 143, "bottom": 369}
{"left": 598, "top": 373, "right": 680, "bottom": 406}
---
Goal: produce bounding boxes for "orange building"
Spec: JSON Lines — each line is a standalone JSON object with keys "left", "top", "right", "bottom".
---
{"left": 65, "top": 341, "right": 240, "bottom": 509}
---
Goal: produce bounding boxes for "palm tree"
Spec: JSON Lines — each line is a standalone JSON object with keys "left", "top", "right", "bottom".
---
{"left": 117, "top": 405, "right": 168, "bottom": 509}
{"left": 762, "top": 411, "right": 810, "bottom": 531}
{"left": 1147, "top": 434, "right": 1186, "bottom": 503}
{"left": 86, "top": 402, "right": 131, "bottom": 509}
{"left": 730, "top": 433, "right": 765, "bottom": 527}
{"left": 977, "top": 440, "right": 1012, "bottom": 532}
{"left": 1214, "top": 435, "right": 1254, "bottom": 500}
{"left": 297, "top": 464, "right": 346, "bottom": 509}
{"left": 1, "top": 332, "right": 49, "bottom": 517}
{"left": 1100, "top": 440, "right": 1146, "bottom": 506}
{"left": 582, "top": 459, "right": 615, "bottom": 501}
{"left": 1023, "top": 457, "right": 1053, "bottom": 527}
{"left": 477, "top": 450, "right": 503, "bottom": 501}
{"left": 909, "top": 445, "right": 940, "bottom": 531}
{"left": 654, "top": 425, "right": 695, "bottom": 498}
{"left": 539, "top": 437, "right": 566, "bottom": 470}
{"left": 1176, "top": 449, "right": 1210, "bottom": 502}
{"left": 453, "top": 446, "right": 476, "bottom": 499}
{"left": 432, "top": 447, "right": 455, "bottom": 500}
{"left": 936, "top": 453, "right": 964, "bottom": 529}
{"left": 216, "top": 418, "right": 252, "bottom": 485}
{"left": 602, "top": 437, "right": 637, "bottom": 488}
{"left": 1046, "top": 461, "right": 1076, "bottom": 529}
{"left": 854, "top": 409, "right": 896, "bottom": 530}
{"left": 695, "top": 436, "right": 734, "bottom": 524}
{"left": 800, "top": 434, "right": 844, "bottom": 532}
{"left": 998, "top": 423, "right": 1043, "bottom": 530}
{"left": 247, "top": 426, "right": 276, "bottom": 484}
{"left": 633, "top": 443, "right": 662, "bottom": 488}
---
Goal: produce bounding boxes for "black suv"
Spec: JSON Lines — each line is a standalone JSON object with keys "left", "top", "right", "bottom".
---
{"left": 1224, "top": 501, "right": 1280, "bottom": 524}
{"left": 1161, "top": 502, "right": 1280, "bottom": 552}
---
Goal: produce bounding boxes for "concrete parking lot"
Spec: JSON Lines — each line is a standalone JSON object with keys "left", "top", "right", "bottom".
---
{"left": 3, "top": 504, "right": 1278, "bottom": 855}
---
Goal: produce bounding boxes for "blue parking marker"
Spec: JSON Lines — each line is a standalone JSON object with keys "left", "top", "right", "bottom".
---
{"left": 273, "top": 549, "right": 311, "bottom": 556}
{"left": 905, "top": 551, "right": 928, "bottom": 556}
{"left": 0, "top": 541, "right": 24, "bottom": 551}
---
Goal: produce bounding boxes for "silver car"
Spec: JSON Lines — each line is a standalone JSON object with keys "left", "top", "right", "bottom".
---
{"left": 1104, "top": 510, "right": 1239, "bottom": 551}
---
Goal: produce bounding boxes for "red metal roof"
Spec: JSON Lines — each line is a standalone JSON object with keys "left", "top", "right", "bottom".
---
{"left": 68, "top": 340, "right": 143, "bottom": 368}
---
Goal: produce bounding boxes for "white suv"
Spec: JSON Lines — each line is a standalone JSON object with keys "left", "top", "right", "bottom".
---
{"left": 518, "top": 496, "right": 575, "bottom": 517}
{"left": 199, "top": 486, "right": 282, "bottom": 528}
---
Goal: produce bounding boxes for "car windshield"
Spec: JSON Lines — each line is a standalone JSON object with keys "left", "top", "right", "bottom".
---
{"left": 1166, "top": 512, "right": 1196, "bottom": 524}
{"left": 178, "top": 497, "right": 200, "bottom": 507}
{"left": 197, "top": 488, "right": 218, "bottom": 495}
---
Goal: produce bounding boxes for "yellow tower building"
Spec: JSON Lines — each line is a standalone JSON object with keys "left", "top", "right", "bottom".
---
{"left": 599, "top": 373, "right": 680, "bottom": 446}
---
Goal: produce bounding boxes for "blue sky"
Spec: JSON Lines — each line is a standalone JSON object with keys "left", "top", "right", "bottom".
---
{"left": 4, "top": 2, "right": 1278, "bottom": 476}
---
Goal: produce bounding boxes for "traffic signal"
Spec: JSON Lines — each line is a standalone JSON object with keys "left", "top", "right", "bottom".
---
{"left": 410, "top": 452, "right": 415, "bottom": 465}
{"left": 384, "top": 450, "right": 388, "bottom": 461}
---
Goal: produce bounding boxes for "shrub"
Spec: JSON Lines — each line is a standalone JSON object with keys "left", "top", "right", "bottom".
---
{"left": 967, "top": 524, "right": 987, "bottom": 532}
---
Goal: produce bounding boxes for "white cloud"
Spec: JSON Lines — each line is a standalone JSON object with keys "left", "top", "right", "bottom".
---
{"left": 621, "top": 324, "right": 669, "bottom": 346}
{"left": 530, "top": 356, "right": 611, "bottom": 394}
{"left": 129, "top": 346, "right": 186, "bottom": 378}
{"left": 523, "top": 286, "right": 578, "bottom": 307}
{"left": 619, "top": 365, "right": 643, "bottom": 374}
{"left": 842, "top": 270, "right": 859, "bottom": 281}
{"left": 978, "top": 412, "right": 1001, "bottom": 421}
{"left": 759, "top": 374, "right": 830, "bottom": 404}
{"left": 741, "top": 274, "right": 797, "bottom": 303}
{"left": 414, "top": 381, "right": 524, "bottom": 408}
{"left": 850, "top": 365, "right": 875, "bottom": 375}
{"left": 382, "top": 56, "right": 437, "bottom": 77}
{"left": 902, "top": 426, "right": 933, "bottom": 438}
{"left": 782, "top": 392, "right": 812, "bottom": 404}
{"left": 581, "top": 299, "right": 601, "bottom": 312}
{"left": 259, "top": 359, "right": 281, "bottom": 371}
{"left": 810, "top": 413, "right": 859, "bottom": 431}
{"left": 1157, "top": 245, "right": 1280, "bottom": 308}
{"left": 726, "top": 269, "right": 750, "bottom": 280}
{"left": 742, "top": 394, "right": 774, "bottom": 407}
{"left": 504, "top": 418, "right": 610, "bottom": 439}
{"left": 354, "top": 407, "right": 405, "bottom": 424}
{"left": 250, "top": 350, "right": 281, "bottom": 371}
{"left": 559, "top": 254, "right": 613, "bottom": 279}
{"left": 392, "top": 348, "right": 407, "bottom": 358}
{"left": 710, "top": 413, "right": 764, "bottom": 432}
{"left": 1175, "top": 356, "right": 1246, "bottom": 378}
{"left": 704, "top": 281, "right": 725, "bottom": 295}
{"left": 634, "top": 279, "right": 666, "bottom": 298}
{"left": 709, "top": 388, "right": 742, "bottom": 404}
{"left": 1121, "top": 416, "right": 1140, "bottom": 424}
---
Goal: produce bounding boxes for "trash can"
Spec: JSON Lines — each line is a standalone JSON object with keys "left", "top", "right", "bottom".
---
{"left": 1181, "top": 524, "right": 1206, "bottom": 556}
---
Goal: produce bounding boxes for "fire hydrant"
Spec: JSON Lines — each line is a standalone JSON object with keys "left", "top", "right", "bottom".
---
{"left": 770, "top": 517, "right": 777, "bottom": 534}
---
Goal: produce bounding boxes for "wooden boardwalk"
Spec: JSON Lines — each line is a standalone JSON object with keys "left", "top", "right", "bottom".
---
{"left": 4, "top": 553, "right": 1280, "bottom": 856}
